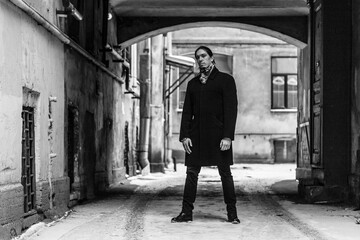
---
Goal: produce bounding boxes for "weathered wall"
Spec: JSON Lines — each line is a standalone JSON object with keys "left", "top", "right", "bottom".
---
{"left": 170, "top": 27, "right": 297, "bottom": 163}
{"left": 107, "top": 17, "right": 140, "bottom": 181}
{"left": 64, "top": 6, "right": 138, "bottom": 199}
{"left": 64, "top": 48, "right": 111, "bottom": 199}
{"left": 0, "top": 0, "right": 139, "bottom": 235}
{"left": 149, "top": 35, "right": 165, "bottom": 172}
{"left": 296, "top": 46, "right": 311, "bottom": 178}
{"left": 351, "top": 0, "right": 360, "bottom": 204}
{"left": 24, "top": 0, "right": 62, "bottom": 22}
{"left": 0, "top": 0, "right": 65, "bottom": 235}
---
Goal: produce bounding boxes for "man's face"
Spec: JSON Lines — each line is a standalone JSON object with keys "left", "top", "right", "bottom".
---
{"left": 195, "top": 49, "right": 213, "bottom": 70}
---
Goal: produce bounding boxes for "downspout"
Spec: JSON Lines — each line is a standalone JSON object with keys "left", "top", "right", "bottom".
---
{"left": 8, "top": 0, "right": 124, "bottom": 84}
{"left": 163, "top": 34, "right": 172, "bottom": 167}
{"left": 139, "top": 80, "right": 151, "bottom": 173}
{"left": 138, "top": 39, "right": 151, "bottom": 174}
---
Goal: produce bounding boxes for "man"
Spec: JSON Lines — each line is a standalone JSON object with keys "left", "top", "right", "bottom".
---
{"left": 171, "top": 46, "right": 239, "bottom": 224}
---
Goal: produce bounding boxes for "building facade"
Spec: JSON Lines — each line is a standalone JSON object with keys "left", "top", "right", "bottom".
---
{"left": 169, "top": 27, "right": 298, "bottom": 164}
{"left": 0, "top": 0, "right": 139, "bottom": 235}
{"left": 3, "top": 0, "right": 360, "bottom": 238}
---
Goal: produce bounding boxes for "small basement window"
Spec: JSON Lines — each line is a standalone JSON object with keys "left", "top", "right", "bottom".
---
{"left": 274, "top": 139, "right": 296, "bottom": 163}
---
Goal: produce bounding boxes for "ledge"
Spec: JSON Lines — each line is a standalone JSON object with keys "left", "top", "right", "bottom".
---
{"left": 270, "top": 109, "right": 297, "bottom": 113}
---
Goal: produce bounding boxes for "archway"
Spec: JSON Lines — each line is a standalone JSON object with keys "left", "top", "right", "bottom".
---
{"left": 116, "top": 19, "right": 307, "bottom": 49}
{"left": 168, "top": 26, "right": 299, "bottom": 176}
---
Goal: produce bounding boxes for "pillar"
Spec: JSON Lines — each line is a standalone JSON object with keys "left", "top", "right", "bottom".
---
{"left": 149, "top": 35, "right": 165, "bottom": 172}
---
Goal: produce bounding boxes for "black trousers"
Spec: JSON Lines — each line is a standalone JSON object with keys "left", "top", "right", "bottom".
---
{"left": 181, "top": 164, "right": 237, "bottom": 217}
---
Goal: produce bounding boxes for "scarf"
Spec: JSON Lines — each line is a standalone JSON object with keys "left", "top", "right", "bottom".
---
{"left": 199, "top": 64, "right": 214, "bottom": 84}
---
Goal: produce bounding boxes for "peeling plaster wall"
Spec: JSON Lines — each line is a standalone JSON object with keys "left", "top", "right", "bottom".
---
{"left": 64, "top": 47, "right": 118, "bottom": 198}
{"left": 0, "top": 0, "right": 65, "bottom": 233}
{"left": 0, "top": 0, "right": 65, "bottom": 186}
{"left": 108, "top": 18, "right": 139, "bottom": 180}
{"left": 64, "top": 15, "right": 138, "bottom": 198}
{"left": 170, "top": 27, "right": 297, "bottom": 163}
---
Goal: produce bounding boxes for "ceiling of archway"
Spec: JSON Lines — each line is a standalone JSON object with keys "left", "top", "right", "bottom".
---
{"left": 110, "top": 0, "right": 308, "bottom": 17}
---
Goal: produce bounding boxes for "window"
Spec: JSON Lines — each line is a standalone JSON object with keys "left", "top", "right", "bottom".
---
{"left": 274, "top": 139, "right": 296, "bottom": 163}
{"left": 22, "top": 107, "right": 36, "bottom": 213}
{"left": 271, "top": 57, "right": 298, "bottom": 109}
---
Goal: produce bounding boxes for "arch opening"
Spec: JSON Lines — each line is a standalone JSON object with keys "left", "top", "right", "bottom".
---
{"left": 156, "top": 26, "right": 301, "bottom": 187}
{"left": 118, "top": 21, "right": 307, "bottom": 49}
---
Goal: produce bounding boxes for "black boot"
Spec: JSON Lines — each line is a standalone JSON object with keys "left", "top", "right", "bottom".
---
{"left": 171, "top": 212, "right": 193, "bottom": 223}
{"left": 227, "top": 211, "right": 240, "bottom": 224}
{"left": 227, "top": 214, "right": 240, "bottom": 224}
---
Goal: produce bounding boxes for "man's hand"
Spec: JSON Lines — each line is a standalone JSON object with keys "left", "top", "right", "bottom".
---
{"left": 220, "top": 138, "right": 231, "bottom": 151}
{"left": 182, "top": 138, "right": 192, "bottom": 154}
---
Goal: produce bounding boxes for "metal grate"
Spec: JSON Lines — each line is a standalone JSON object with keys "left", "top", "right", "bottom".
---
{"left": 124, "top": 121, "right": 129, "bottom": 175}
{"left": 22, "top": 107, "right": 36, "bottom": 213}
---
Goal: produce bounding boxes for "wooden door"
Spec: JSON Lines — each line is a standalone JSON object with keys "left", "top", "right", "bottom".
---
{"left": 311, "top": 0, "right": 323, "bottom": 167}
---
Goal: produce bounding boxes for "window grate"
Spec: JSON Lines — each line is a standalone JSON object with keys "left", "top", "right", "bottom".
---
{"left": 22, "top": 107, "right": 36, "bottom": 213}
{"left": 124, "top": 121, "right": 129, "bottom": 175}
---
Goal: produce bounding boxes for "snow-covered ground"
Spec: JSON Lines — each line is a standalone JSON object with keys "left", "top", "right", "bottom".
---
{"left": 17, "top": 163, "right": 360, "bottom": 240}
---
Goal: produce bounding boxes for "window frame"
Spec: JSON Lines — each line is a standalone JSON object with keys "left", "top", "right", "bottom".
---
{"left": 270, "top": 56, "right": 298, "bottom": 110}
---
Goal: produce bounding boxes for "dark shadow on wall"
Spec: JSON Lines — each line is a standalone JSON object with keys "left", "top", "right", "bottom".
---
{"left": 83, "top": 111, "right": 96, "bottom": 199}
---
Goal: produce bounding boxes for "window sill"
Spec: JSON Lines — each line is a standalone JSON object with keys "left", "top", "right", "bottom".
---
{"left": 271, "top": 109, "right": 297, "bottom": 113}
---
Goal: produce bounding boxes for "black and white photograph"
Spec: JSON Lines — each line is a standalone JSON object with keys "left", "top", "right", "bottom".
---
{"left": 0, "top": 0, "right": 359, "bottom": 239}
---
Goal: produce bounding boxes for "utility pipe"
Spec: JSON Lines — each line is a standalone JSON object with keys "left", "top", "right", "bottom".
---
{"left": 138, "top": 51, "right": 151, "bottom": 172}
{"left": 8, "top": 0, "right": 124, "bottom": 84}
{"left": 105, "top": 44, "right": 130, "bottom": 69}
{"left": 138, "top": 79, "right": 150, "bottom": 170}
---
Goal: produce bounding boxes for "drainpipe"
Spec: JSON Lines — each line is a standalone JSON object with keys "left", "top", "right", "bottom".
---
{"left": 163, "top": 34, "right": 172, "bottom": 168}
{"left": 105, "top": 44, "right": 130, "bottom": 69}
{"left": 138, "top": 40, "right": 151, "bottom": 174}
{"left": 8, "top": 0, "right": 124, "bottom": 84}
{"left": 138, "top": 79, "right": 151, "bottom": 173}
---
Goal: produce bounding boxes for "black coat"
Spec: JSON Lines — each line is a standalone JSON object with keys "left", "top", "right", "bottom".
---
{"left": 179, "top": 67, "right": 238, "bottom": 166}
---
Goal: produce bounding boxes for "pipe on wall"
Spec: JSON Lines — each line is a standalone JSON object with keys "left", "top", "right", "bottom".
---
{"left": 138, "top": 80, "right": 151, "bottom": 171}
{"left": 9, "top": 0, "right": 124, "bottom": 84}
{"left": 105, "top": 44, "right": 130, "bottom": 69}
